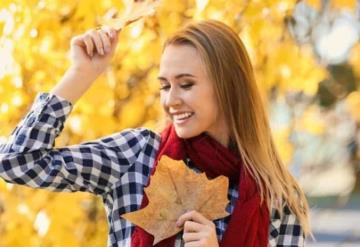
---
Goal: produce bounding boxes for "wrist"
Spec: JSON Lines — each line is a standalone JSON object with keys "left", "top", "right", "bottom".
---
{"left": 67, "top": 66, "right": 98, "bottom": 80}
{"left": 50, "top": 66, "right": 98, "bottom": 104}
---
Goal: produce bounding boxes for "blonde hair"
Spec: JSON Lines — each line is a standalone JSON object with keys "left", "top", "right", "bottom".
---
{"left": 161, "top": 20, "right": 311, "bottom": 236}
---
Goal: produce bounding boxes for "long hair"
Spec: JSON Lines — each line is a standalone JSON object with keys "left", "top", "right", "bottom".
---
{"left": 161, "top": 19, "right": 311, "bottom": 236}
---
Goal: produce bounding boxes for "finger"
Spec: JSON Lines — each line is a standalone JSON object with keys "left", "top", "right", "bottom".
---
{"left": 105, "top": 28, "right": 120, "bottom": 55}
{"left": 82, "top": 35, "right": 94, "bottom": 57}
{"left": 101, "top": 26, "right": 117, "bottom": 40}
{"left": 71, "top": 35, "right": 92, "bottom": 57}
{"left": 182, "top": 232, "right": 203, "bottom": 242}
{"left": 183, "top": 220, "right": 203, "bottom": 233}
{"left": 70, "top": 35, "right": 82, "bottom": 47}
{"left": 177, "top": 210, "right": 210, "bottom": 227}
{"left": 111, "top": 28, "right": 120, "bottom": 39}
{"left": 98, "top": 30, "right": 111, "bottom": 53}
{"left": 89, "top": 30, "right": 104, "bottom": 55}
{"left": 184, "top": 240, "right": 203, "bottom": 247}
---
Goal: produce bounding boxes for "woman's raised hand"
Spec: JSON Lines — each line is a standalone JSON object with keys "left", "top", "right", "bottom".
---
{"left": 50, "top": 27, "right": 120, "bottom": 104}
{"left": 69, "top": 26, "right": 120, "bottom": 78}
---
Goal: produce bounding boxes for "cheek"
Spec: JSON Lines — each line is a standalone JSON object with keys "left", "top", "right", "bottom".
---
{"left": 197, "top": 91, "right": 218, "bottom": 116}
{"left": 201, "top": 105, "right": 218, "bottom": 123}
{"left": 159, "top": 94, "right": 166, "bottom": 108}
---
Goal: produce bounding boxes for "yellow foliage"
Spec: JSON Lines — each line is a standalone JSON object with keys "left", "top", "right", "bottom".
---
{"left": 346, "top": 91, "right": 360, "bottom": 122}
{"left": 1, "top": 0, "right": 357, "bottom": 246}
{"left": 331, "top": 0, "right": 357, "bottom": 9}
{"left": 305, "top": 0, "right": 322, "bottom": 9}
{"left": 273, "top": 128, "right": 294, "bottom": 165}
{"left": 349, "top": 43, "right": 360, "bottom": 77}
{"left": 307, "top": 0, "right": 357, "bottom": 10}
{"left": 299, "top": 106, "right": 326, "bottom": 135}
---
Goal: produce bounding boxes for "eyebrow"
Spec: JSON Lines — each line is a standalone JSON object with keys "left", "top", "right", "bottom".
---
{"left": 157, "top": 73, "right": 195, "bottom": 81}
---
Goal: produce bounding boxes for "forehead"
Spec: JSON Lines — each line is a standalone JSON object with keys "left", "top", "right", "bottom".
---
{"left": 159, "top": 44, "right": 205, "bottom": 77}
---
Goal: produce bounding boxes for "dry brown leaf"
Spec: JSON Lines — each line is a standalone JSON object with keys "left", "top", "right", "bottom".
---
{"left": 121, "top": 155, "right": 230, "bottom": 245}
{"left": 101, "top": 0, "right": 160, "bottom": 30}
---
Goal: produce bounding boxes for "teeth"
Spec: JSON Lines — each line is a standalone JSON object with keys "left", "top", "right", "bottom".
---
{"left": 173, "top": 112, "right": 193, "bottom": 120}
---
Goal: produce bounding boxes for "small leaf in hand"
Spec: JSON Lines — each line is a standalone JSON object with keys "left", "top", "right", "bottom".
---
{"left": 121, "top": 155, "right": 230, "bottom": 245}
{"left": 102, "top": 0, "right": 160, "bottom": 30}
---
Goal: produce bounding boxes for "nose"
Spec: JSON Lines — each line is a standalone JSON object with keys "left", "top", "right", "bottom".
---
{"left": 164, "top": 86, "right": 182, "bottom": 108}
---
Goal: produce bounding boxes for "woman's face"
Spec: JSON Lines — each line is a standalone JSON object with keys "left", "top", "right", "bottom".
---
{"left": 158, "top": 44, "right": 229, "bottom": 146}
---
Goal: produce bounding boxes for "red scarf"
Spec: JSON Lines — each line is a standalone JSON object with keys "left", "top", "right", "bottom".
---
{"left": 130, "top": 124, "right": 269, "bottom": 246}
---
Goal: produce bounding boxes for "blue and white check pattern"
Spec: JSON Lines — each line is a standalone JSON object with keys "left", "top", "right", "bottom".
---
{"left": 0, "top": 92, "right": 305, "bottom": 247}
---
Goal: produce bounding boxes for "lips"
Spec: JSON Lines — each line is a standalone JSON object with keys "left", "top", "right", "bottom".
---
{"left": 171, "top": 112, "right": 194, "bottom": 123}
{"left": 173, "top": 112, "right": 193, "bottom": 120}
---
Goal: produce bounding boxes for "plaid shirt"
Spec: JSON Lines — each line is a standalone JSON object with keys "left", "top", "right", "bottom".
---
{"left": 0, "top": 92, "right": 305, "bottom": 247}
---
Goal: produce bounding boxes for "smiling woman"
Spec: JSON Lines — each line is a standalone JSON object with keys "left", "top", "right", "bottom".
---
{"left": 158, "top": 45, "right": 228, "bottom": 145}
{"left": 0, "top": 19, "right": 309, "bottom": 247}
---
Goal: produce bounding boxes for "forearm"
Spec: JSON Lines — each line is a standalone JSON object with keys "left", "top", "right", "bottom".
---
{"left": 50, "top": 67, "right": 98, "bottom": 105}
{"left": 50, "top": 27, "right": 119, "bottom": 104}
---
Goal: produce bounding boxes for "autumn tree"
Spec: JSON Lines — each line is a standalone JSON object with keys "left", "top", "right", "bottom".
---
{"left": 1, "top": 0, "right": 359, "bottom": 246}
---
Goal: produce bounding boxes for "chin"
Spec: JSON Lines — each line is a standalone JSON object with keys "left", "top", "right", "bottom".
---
{"left": 174, "top": 126, "right": 200, "bottom": 139}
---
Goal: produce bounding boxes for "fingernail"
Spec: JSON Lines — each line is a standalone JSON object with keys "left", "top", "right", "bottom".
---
{"left": 105, "top": 46, "right": 110, "bottom": 53}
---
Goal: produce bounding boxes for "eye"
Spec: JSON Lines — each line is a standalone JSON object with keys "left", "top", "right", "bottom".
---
{"left": 159, "top": 84, "right": 170, "bottom": 91}
{"left": 159, "top": 81, "right": 194, "bottom": 91}
{"left": 180, "top": 82, "right": 194, "bottom": 89}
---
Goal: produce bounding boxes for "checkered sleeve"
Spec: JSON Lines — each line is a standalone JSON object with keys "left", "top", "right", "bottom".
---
{"left": 268, "top": 205, "right": 305, "bottom": 247}
{"left": 0, "top": 92, "right": 154, "bottom": 195}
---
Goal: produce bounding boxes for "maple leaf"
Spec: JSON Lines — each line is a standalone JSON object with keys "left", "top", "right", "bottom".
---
{"left": 121, "top": 155, "right": 230, "bottom": 245}
{"left": 101, "top": 0, "right": 160, "bottom": 30}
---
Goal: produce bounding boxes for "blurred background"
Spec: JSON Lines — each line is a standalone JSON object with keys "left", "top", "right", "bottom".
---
{"left": 0, "top": 0, "right": 360, "bottom": 246}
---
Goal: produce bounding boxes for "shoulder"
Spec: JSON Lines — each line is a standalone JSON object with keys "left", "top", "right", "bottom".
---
{"left": 269, "top": 205, "right": 305, "bottom": 247}
{"left": 94, "top": 127, "right": 161, "bottom": 152}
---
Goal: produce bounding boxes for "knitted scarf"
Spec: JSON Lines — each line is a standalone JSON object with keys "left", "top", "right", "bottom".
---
{"left": 130, "top": 124, "right": 269, "bottom": 246}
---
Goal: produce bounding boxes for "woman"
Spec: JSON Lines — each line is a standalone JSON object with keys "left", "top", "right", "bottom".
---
{"left": 0, "top": 20, "right": 310, "bottom": 246}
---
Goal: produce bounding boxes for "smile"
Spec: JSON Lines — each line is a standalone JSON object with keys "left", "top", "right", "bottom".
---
{"left": 172, "top": 112, "right": 194, "bottom": 124}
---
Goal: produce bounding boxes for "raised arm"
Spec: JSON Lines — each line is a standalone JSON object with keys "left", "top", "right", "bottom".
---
{"left": 51, "top": 26, "right": 119, "bottom": 104}
{"left": 0, "top": 26, "right": 160, "bottom": 196}
{"left": 0, "top": 92, "right": 159, "bottom": 195}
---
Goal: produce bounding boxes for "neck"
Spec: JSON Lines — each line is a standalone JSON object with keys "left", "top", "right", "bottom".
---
{"left": 227, "top": 137, "right": 238, "bottom": 153}
{"left": 205, "top": 131, "right": 229, "bottom": 148}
